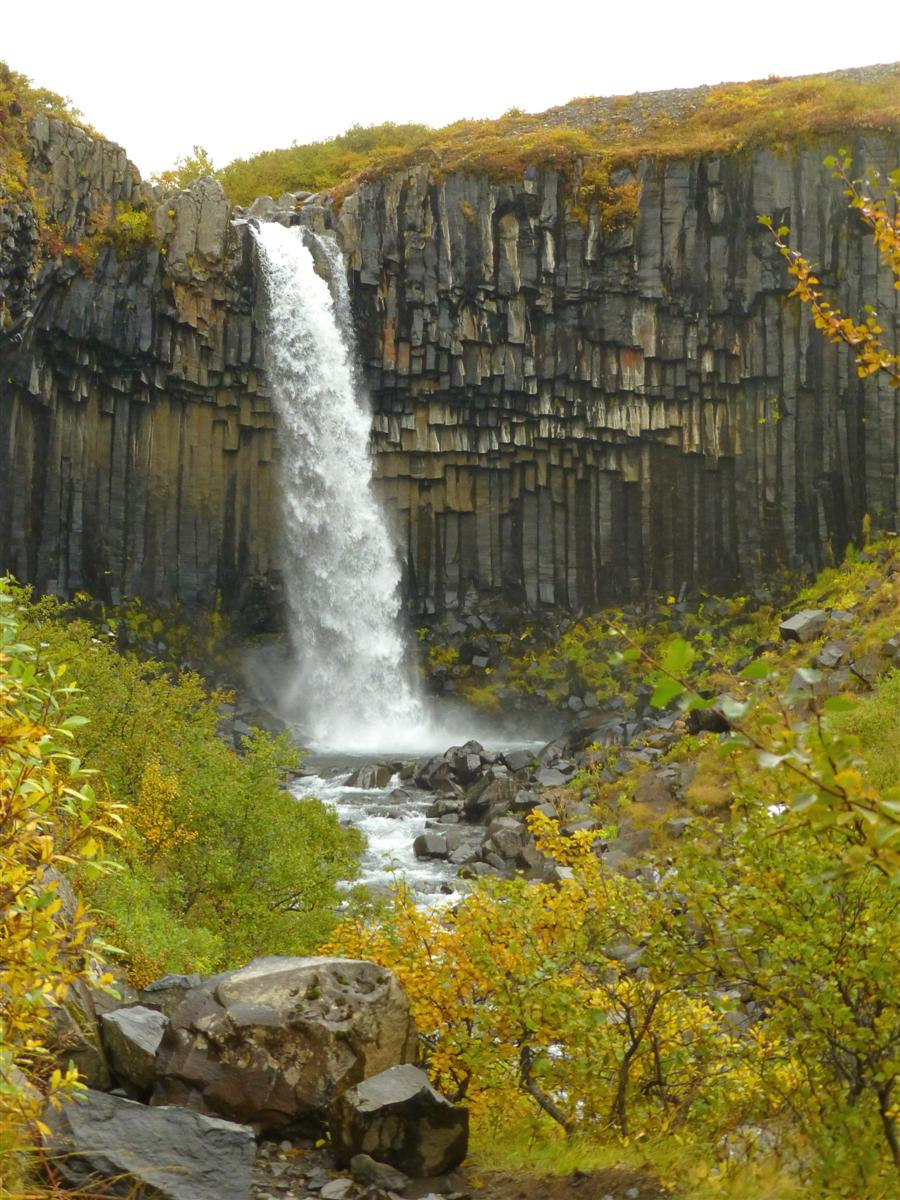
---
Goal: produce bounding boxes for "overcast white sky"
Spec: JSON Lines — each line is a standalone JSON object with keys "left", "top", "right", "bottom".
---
{"left": 5, "top": 1, "right": 897, "bottom": 177}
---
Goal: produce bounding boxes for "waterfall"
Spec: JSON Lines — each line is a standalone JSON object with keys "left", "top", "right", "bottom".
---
{"left": 252, "top": 221, "right": 426, "bottom": 752}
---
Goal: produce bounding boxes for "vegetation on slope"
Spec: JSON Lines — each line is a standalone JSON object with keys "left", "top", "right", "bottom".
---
{"left": 211, "top": 68, "right": 900, "bottom": 218}
{"left": 1, "top": 550, "right": 897, "bottom": 1198}
{"left": 4, "top": 585, "right": 363, "bottom": 987}
{"left": 0, "top": 60, "right": 158, "bottom": 306}
{"left": 0, "top": 592, "right": 120, "bottom": 1190}
{"left": 426, "top": 529, "right": 899, "bottom": 712}
{"left": 0, "top": 60, "right": 90, "bottom": 202}
{"left": 327, "top": 540, "right": 900, "bottom": 1196}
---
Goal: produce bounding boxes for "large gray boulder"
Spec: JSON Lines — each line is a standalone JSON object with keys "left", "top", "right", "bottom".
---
{"left": 44, "top": 1089, "right": 255, "bottom": 1200}
{"left": 101, "top": 1004, "right": 168, "bottom": 1097}
{"left": 152, "top": 956, "right": 417, "bottom": 1132}
{"left": 330, "top": 1064, "right": 468, "bottom": 1177}
{"left": 140, "top": 972, "right": 205, "bottom": 1017}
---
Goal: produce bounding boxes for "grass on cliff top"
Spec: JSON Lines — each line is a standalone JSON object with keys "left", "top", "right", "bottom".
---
{"left": 215, "top": 70, "right": 900, "bottom": 207}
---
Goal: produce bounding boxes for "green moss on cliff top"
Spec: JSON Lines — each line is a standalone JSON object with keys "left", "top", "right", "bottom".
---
{"left": 216, "top": 66, "right": 900, "bottom": 207}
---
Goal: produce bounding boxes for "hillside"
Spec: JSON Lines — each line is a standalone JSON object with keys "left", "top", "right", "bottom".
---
{"left": 214, "top": 63, "right": 900, "bottom": 206}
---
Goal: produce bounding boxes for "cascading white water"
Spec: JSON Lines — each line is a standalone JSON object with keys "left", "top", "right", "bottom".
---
{"left": 252, "top": 220, "right": 426, "bottom": 752}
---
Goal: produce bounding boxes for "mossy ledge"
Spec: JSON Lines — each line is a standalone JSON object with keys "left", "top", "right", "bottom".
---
{"left": 216, "top": 63, "right": 900, "bottom": 216}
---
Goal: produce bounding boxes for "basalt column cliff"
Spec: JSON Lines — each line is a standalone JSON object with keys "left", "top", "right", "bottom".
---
{"left": 340, "top": 139, "right": 899, "bottom": 611}
{"left": 1, "top": 109, "right": 898, "bottom": 614}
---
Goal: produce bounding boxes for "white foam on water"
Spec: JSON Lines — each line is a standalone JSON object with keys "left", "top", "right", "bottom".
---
{"left": 294, "top": 768, "right": 463, "bottom": 903}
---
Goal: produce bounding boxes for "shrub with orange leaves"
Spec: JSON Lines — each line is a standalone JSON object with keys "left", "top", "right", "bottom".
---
{"left": 323, "top": 810, "right": 763, "bottom": 1141}
{"left": 761, "top": 154, "right": 900, "bottom": 388}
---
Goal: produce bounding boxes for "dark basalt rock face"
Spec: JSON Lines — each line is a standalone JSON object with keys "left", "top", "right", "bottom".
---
{"left": 338, "top": 141, "right": 900, "bottom": 611}
{"left": 1, "top": 109, "right": 898, "bottom": 612}
{"left": 0, "top": 116, "right": 276, "bottom": 609}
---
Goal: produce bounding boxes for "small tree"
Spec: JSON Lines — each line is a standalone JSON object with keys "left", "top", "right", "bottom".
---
{"left": 0, "top": 589, "right": 122, "bottom": 1183}
{"left": 152, "top": 145, "right": 216, "bottom": 191}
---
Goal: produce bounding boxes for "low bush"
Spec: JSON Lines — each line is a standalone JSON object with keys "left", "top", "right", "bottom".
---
{"left": 0, "top": 592, "right": 120, "bottom": 1186}
{"left": 9, "top": 586, "right": 363, "bottom": 985}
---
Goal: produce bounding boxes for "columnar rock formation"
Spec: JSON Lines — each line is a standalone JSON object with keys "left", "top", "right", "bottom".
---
{"left": 0, "top": 117, "right": 276, "bottom": 613}
{"left": 339, "top": 141, "right": 899, "bottom": 609}
{"left": 1, "top": 111, "right": 898, "bottom": 614}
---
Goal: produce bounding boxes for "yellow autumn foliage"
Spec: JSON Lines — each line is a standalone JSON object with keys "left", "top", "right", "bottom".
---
{"left": 325, "top": 783, "right": 900, "bottom": 1192}
{"left": 324, "top": 810, "right": 771, "bottom": 1140}
{"left": 762, "top": 155, "right": 900, "bottom": 389}
{"left": 131, "top": 757, "right": 197, "bottom": 859}
{"left": 0, "top": 592, "right": 122, "bottom": 1186}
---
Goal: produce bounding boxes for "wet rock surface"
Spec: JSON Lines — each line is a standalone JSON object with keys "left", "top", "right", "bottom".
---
{"left": 331, "top": 1065, "right": 468, "bottom": 1177}
{"left": 100, "top": 1004, "right": 168, "bottom": 1097}
{"left": 779, "top": 609, "right": 828, "bottom": 642}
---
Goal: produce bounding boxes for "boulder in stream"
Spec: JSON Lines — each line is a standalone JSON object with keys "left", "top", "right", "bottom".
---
{"left": 346, "top": 763, "right": 394, "bottom": 789}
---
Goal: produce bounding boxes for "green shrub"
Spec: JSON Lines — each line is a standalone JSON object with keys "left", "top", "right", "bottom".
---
{"left": 829, "top": 668, "right": 900, "bottom": 792}
{"left": 107, "top": 205, "right": 155, "bottom": 260}
{"left": 211, "top": 72, "right": 899, "bottom": 219}
{"left": 10, "top": 588, "right": 363, "bottom": 984}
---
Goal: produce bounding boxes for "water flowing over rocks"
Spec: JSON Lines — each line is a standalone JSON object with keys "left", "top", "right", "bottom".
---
{"left": 2, "top": 103, "right": 898, "bottom": 613}
{"left": 310, "top": 557, "right": 899, "bottom": 898}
